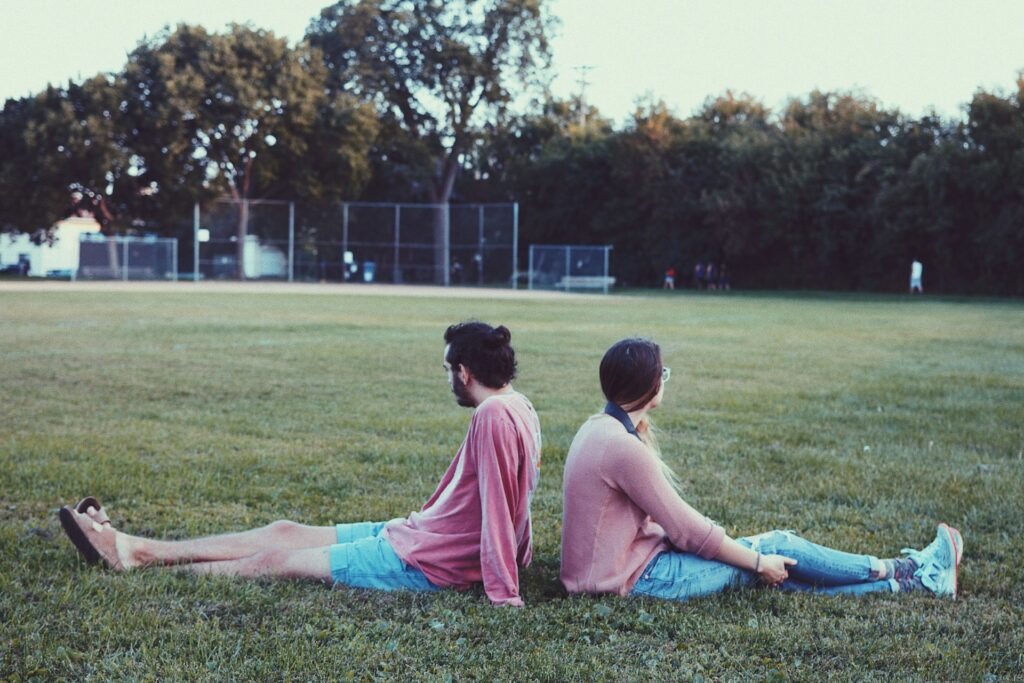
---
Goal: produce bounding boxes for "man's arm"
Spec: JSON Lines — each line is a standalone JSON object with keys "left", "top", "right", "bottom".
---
{"left": 474, "top": 409, "right": 525, "bottom": 607}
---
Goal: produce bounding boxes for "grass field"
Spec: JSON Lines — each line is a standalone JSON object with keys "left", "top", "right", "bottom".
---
{"left": 1, "top": 285, "right": 1022, "bottom": 681}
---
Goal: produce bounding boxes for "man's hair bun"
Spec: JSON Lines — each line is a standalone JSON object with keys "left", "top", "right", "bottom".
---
{"left": 487, "top": 325, "right": 512, "bottom": 347}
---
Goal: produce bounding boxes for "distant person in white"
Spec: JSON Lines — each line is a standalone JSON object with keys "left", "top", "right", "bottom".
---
{"left": 910, "top": 259, "right": 923, "bottom": 294}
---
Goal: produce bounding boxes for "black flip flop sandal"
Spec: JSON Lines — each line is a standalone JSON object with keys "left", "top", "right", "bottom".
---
{"left": 58, "top": 506, "right": 101, "bottom": 565}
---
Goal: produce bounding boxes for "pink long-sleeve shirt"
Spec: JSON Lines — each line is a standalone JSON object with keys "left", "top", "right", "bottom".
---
{"left": 560, "top": 414, "right": 725, "bottom": 595}
{"left": 384, "top": 391, "right": 541, "bottom": 607}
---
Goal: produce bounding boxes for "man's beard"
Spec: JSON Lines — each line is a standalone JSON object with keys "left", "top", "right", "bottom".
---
{"left": 451, "top": 372, "right": 475, "bottom": 408}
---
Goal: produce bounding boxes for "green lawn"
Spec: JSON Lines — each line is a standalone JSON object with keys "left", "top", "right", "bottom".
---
{"left": 1, "top": 287, "right": 1022, "bottom": 681}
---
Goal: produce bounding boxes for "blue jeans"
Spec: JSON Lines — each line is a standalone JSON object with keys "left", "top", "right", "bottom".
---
{"left": 329, "top": 521, "right": 439, "bottom": 592}
{"left": 631, "top": 529, "right": 896, "bottom": 602}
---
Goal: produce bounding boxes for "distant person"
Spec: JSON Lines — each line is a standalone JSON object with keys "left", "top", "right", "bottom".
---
{"left": 561, "top": 338, "right": 964, "bottom": 604}
{"left": 717, "top": 264, "right": 731, "bottom": 291}
{"left": 59, "top": 322, "right": 542, "bottom": 607}
{"left": 693, "top": 263, "right": 705, "bottom": 290}
{"left": 705, "top": 262, "right": 716, "bottom": 291}
{"left": 663, "top": 267, "right": 676, "bottom": 290}
{"left": 910, "top": 259, "right": 924, "bottom": 294}
{"left": 451, "top": 258, "right": 464, "bottom": 285}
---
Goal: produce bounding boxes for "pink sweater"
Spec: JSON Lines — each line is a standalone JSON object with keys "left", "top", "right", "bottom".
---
{"left": 560, "top": 414, "right": 725, "bottom": 595}
{"left": 384, "top": 391, "right": 541, "bottom": 607}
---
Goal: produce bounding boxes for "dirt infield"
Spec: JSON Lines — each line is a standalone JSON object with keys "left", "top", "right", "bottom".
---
{"left": 0, "top": 279, "right": 614, "bottom": 301}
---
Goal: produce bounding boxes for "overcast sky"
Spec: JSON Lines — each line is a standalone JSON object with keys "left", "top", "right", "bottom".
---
{"left": 2, "top": 0, "right": 1023, "bottom": 124}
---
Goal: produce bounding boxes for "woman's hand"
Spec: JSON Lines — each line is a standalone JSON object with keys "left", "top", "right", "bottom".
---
{"left": 757, "top": 554, "right": 798, "bottom": 586}
{"left": 709, "top": 537, "right": 798, "bottom": 587}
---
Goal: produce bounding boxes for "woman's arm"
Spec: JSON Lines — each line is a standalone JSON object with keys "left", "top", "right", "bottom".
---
{"left": 612, "top": 441, "right": 796, "bottom": 583}
{"left": 613, "top": 444, "right": 724, "bottom": 558}
{"left": 714, "top": 535, "right": 796, "bottom": 585}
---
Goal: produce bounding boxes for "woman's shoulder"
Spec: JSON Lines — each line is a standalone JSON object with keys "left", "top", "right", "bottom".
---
{"left": 571, "top": 415, "right": 649, "bottom": 460}
{"left": 573, "top": 413, "right": 621, "bottom": 441}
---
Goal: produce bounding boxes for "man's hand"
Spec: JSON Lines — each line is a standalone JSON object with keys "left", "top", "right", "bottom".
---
{"left": 757, "top": 554, "right": 797, "bottom": 586}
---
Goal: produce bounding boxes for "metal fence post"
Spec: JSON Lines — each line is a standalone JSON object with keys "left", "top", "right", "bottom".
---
{"left": 123, "top": 237, "right": 129, "bottom": 282}
{"left": 443, "top": 204, "right": 451, "bottom": 287}
{"left": 342, "top": 202, "right": 348, "bottom": 281}
{"left": 604, "top": 246, "right": 610, "bottom": 295}
{"left": 288, "top": 201, "right": 295, "bottom": 282}
{"left": 393, "top": 205, "right": 401, "bottom": 284}
{"left": 477, "top": 204, "right": 484, "bottom": 286}
{"left": 193, "top": 202, "right": 200, "bottom": 282}
{"left": 172, "top": 238, "right": 179, "bottom": 282}
{"left": 565, "top": 246, "right": 571, "bottom": 292}
{"left": 528, "top": 244, "right": 534, "bottom": 290}
{"left": 512, "top": 203, "right": 519, "bottom": 290}
{"left": 239, "top": 198, "right": 249, "bottom": 281}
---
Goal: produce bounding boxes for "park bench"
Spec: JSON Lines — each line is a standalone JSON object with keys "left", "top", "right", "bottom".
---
{"left": 557, "top": 275, "right": 616, "bottom": 290}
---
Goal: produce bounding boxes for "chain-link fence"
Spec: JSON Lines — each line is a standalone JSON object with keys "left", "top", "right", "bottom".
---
{"left": 192, "top": 199, "right": 518, "bottom": 286}
{"left": 194, "top": 199, "right": 292, "bottom": 280}
{"left": 77, "top": 234, "right": 178, "bottom": 281}
{"left": 528, "top": 244, "right": 614, "bottom": 293}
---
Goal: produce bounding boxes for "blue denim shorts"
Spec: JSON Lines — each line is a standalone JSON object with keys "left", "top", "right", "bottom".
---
{"left": 329, "top": 520, "right": 439, "bottom": 592}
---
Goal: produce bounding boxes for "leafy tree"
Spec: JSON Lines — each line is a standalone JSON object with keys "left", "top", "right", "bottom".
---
{"left": 307, "top": 0, "right": 553, "bottom": 282}
{"left": 960, "top": 76, "right": 1024, "bottom": 293}
{"left": 689, "top": 93, "right": 777, "bottom": 285}
{"left": 2, "top": 15, "right": 1021, "bottom": 296}
{"left": 461, "top": 96, "right": 610, "bottom": 202}
{"left": 120, "top": 23, "right": 378, "bottom": 276}
{"left": 480, "top": 101, "right": 621, "bottom": 277}
{"left": 1, "top": 76, "right": 129, "bottom": 237}
{"left": 774, "top": 92, "right": 880, "bottom": 287}
{"left": 0, "top": 95, "right": 42, "bottom": 234}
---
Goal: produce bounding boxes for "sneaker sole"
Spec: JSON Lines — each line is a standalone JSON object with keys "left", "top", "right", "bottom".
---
{"left": 939, "top": 523, "right": 961, "bottom": 599}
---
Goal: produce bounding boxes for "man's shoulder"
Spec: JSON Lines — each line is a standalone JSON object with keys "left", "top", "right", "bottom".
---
{"left": 473, "top": 392, "right": 538, "bottom": 433}
{"left": 476, "top": 391, "right": 533, "bottom": 415}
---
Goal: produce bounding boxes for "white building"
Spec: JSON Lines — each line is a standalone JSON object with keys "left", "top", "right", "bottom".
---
{"left": 0, "top": 217, "right": 101, "bottom": 277}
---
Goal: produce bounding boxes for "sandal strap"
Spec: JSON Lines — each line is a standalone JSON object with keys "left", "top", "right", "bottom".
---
{"left": 74, "top": 496, "right": 111, "bottom": 526}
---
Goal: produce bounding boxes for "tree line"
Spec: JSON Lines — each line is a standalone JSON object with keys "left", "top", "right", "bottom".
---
{"left": 481, "top": 84, "right": 1024, "bottom": 295}
{"left": 1, "top": 0, "right": 1022, "bottom": 294}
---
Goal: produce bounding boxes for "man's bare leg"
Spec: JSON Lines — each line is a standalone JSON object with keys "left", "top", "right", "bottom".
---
{"left": 181, "top": 545, "right": 332, "bottom": 583}
{"left": 114, "top": 519, "right": 337, "bottom": 568}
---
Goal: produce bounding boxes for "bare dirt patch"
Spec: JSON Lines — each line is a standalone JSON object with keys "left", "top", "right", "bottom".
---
{"left": 0, "top": 279, "right": 613, "bottom": 301}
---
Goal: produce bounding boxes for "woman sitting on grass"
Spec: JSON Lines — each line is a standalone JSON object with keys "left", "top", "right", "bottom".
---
{"left": 560, "top": 338, "right": 962, "bottom": 602}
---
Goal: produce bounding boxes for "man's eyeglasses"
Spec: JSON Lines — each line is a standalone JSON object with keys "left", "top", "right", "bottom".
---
{"left": 662, "top": 366, "right": 671, "bottom": 383}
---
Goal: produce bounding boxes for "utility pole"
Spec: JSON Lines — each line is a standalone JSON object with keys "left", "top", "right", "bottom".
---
{"left": 574, "top": 65, "right": 595, "bottom": 127}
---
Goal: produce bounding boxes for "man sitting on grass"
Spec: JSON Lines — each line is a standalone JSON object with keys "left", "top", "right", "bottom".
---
{"left": 59, "top": 322, "right": 542, "bottom": 607}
